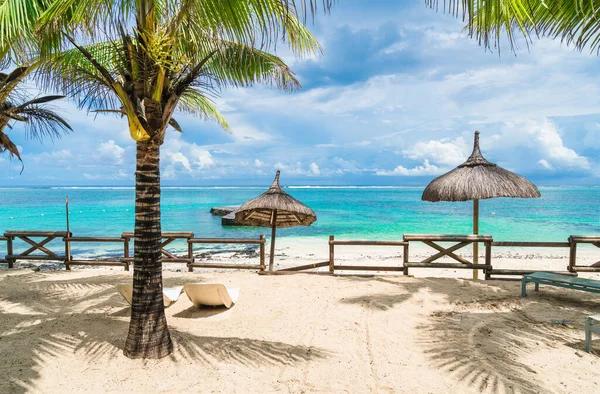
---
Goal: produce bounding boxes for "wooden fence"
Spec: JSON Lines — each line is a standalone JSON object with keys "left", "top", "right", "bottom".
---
{"left": 264, "top": 233, "right": 598, "bottom": 278}
{"left": 5, "top": 231, "right": 70, "bottom": 269}
{"left": 486, "top": 241, "right": 576, "bottom": 279}
{"left": 569, "top": 236, "right": 600, "bottom": 273}
{"left": 187, "top": 236, "right": 266, "bottom": 272}
{"left": 2, "top": 230, "right": 598, "bottom": 280}
{"left": 2, "top": 230, "right": 266, "bottom": 272}
{"left": 403, "top": 234, "right": 492, "bottom": 276}
{"left": 327, "top": 235, "right": 407, "bottom": 273}
{"left": 65, "top": 236, "right": 129, "bottom": 270}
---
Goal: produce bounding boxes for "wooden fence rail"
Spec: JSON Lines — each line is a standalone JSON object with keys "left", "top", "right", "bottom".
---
{"left": 64, "top": 236, "right": 128, "bottom": 271}
{"left": 122, "top": 232, "right": 194, "bottom": 265}
{"left": 328, "top": 235, "right": 408, "bottom": 273}
{"left": 187, "top": 235, "right": 266, "bottom": 272}
{"left": 486, "top": 241, "right": 575, "bottom": 279}
{"left": 2, "top": 230, "right": 266, "bottom": 272}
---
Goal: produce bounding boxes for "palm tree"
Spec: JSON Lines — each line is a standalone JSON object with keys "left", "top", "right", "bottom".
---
{"left": 425, "top": 1, "right": 600, "bottom": 54}
{"left": 29, "top": 0, "right": 328, "bottom": 359}
{"left": 0, "top": 65, "right": 71, "bottom": 167}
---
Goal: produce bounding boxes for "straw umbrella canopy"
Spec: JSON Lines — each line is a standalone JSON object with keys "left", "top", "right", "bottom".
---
{"left": 422, "top": 130, "right": 541, "bottom": 278}
{"left": 235, "top": 170, "right": 316, "bottom": 271}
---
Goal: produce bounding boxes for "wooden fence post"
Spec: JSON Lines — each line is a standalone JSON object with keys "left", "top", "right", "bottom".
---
{"left": 6, "top": 235, "right": 13, "bottom": 268}
{"left": 485, "top": 241, "right": 492, "bottom": 280}
{"left": 124, "top": 235, "right": 131, "bottom": 271}
{"left": 568, "top": 236, "right": 576, "bottom": 272}
{"left": 187, "top": 238, "right": 194, "bottom": 272}
{"left": 403, "top": 242, "right": 409, "bottom": 275}
{"left": 259, "top": 234, "right": 266, "bottom": 272}
{"left": 329, "top": 235, "right": 335, "bottom": 274}
{"left": 65, "top": 232, "right": 72, "bottom": 270}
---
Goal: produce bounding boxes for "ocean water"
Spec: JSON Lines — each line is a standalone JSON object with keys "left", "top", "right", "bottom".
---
{"left": 0, "top": 186, "right": 598, "bottom": 257}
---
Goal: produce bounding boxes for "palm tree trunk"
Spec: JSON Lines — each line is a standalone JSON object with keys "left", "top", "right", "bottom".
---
{"left": 123, "top": 140, "right": 172, "bottom": 359}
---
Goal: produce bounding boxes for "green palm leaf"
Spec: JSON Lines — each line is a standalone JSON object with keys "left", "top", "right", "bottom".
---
{"left": 425, "top": 0, "right": 600, "bottom": 54}
{"left": 36, "top": 32, "right": 303, "bottom": 133}
{"left": 0, "top": 64, "right": 71, "bottom": 165}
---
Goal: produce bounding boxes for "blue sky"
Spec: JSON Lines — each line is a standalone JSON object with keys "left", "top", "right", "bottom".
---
{"left": 2, "top": 0, "right": 600, "bottom": 186}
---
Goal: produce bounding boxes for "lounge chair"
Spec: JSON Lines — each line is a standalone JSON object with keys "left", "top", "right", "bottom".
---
{"left": 116, "top": 284, "right": 183, "bottom": 307}
{"left": 183, "top": 283, "right": 240, "bottom": 308}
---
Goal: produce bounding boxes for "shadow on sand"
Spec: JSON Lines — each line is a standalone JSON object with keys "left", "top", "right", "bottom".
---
{"left": 336, "top": 274, "right": 600, "bottom": 393}
{"left": 0, "top": 271, "right": 330, "bottom": 394}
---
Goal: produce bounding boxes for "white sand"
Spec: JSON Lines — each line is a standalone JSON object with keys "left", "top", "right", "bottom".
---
{"left": 2, "top": 246, "right": 600, "bottom": 394}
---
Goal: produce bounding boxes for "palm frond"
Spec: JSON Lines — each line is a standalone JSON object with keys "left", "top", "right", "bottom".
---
{"left": 425, "top": 0, "right": 600, "bottom": 54}
{"left": 37, "top": 0, "right": 326, "bottom": 57}
{"left": 0, "top": 129, "right": 22, "bottom": 161}
{"left": 18, "top": 95, "right": 66, "bottom": 107}
{"left": 35, "top": 41, "right": 122, "bottom": 111}
{"left": 168, "top": 117, "right": 182, "bottom": 132}
{"left": 0, "top": 92, "right": 70, "bottom": 165}
{"left": 178, "top": 88, "right": 230, "bottom": 131}
{"left": 205, "top": 40, "right": 301, "bottom": 91}
{"left": 0, "top": 0, "right": 50, "bottom": 62}
{"left": 17, "top": 106, "right": 72, "bottom": 142}
{"left": 0, "top": 66, "right": 34, "bottom": 103}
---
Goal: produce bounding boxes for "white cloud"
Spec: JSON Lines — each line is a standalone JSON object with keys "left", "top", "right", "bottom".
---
{"left": 425, "top": 31, "right": 464, "bottom": 49}
{"left": 83, "top": 169, "right": 129, "bottom": 180}
{"left": 35, "top": 149, "right": 73, "bottom": 165}
{"left": 169, "top": 152, "right": 192, "bottom": 172}
{"left": 160, "top": 133, "right": 215, "bottom": 179}
{"left": 315, "top": 144, "right": 340, "bottom": 148}
{"left": 309, "top": 162, "right": 321, "bottom": 175}
{"left": 229, "top": 124, "right": 273, "bottom": 142}
{"left": 254, "top": 159, "right": 265, "bottom": 167}
{"left": 189, "top": 145, "right": 214, "bottom": 169}
{"left": 380, "top": 41, "right": 408, "bottom": 54}
{"left": 538, "top": 159, "right": 552, "bottom": 170}
{"left": 402, "top": 137, "right": 467, "bottom": 167}
{"left": 96, "top": 140, "right": 125, "bottom": 165}
{"left": 376, "top": 160, "right": 443, "bottom": 176}
{"left": 331, "top": 157, "right": 363, "bottom": 174}
{"left": 273, "top": 161, "right": 313, "bottom": 176}
{"left": 497, "top": 119, "right": 590, "bottom": 171}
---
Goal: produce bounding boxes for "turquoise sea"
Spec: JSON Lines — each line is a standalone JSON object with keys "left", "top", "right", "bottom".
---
{"left": 0, "top": 186, "right": 598, "bottom": 258}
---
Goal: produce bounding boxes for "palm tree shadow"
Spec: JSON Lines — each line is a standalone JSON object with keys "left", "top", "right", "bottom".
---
{"left": 337, "top": 274, "right": 600, "bottom": 393}
{"left": 0, "top": 272, "right": 332, "bottom": 394}
{"left": 339, "top": 293, "right": 412, "bottom": 311}
{"left": 417, "top": 309, "right": 558, "bottom": 394}
{"left": 110, "top": 306, "right": 131, "bottom": 317}
{"left": 171, "top": 331, "right": 331, "bottom": 366}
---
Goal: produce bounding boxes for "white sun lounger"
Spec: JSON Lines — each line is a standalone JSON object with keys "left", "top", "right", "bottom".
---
{"left": 116, "top": 284, "right": 183, "bottom": 308}
{"left": 183, "top": 283, "right": 240, "bottom": 309}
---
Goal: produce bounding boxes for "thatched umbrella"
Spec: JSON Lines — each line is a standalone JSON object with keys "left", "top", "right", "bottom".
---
{"left": 422, "top": 130, "right": 541, "bottom": 279}
{"left": 235, "top": 170, "right": 316, "bottom": 271}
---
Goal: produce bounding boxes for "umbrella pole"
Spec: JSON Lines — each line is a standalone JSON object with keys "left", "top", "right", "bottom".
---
{"left": 473, "top": 199, "right": 479, "bottom": 280}
{"left": 269, "top": 210, "right": 278, "bottom": 271}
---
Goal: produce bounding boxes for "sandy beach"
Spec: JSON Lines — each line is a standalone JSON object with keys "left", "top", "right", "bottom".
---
{"left": 2, "top": 242, "right": 600, "bottom": 394}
